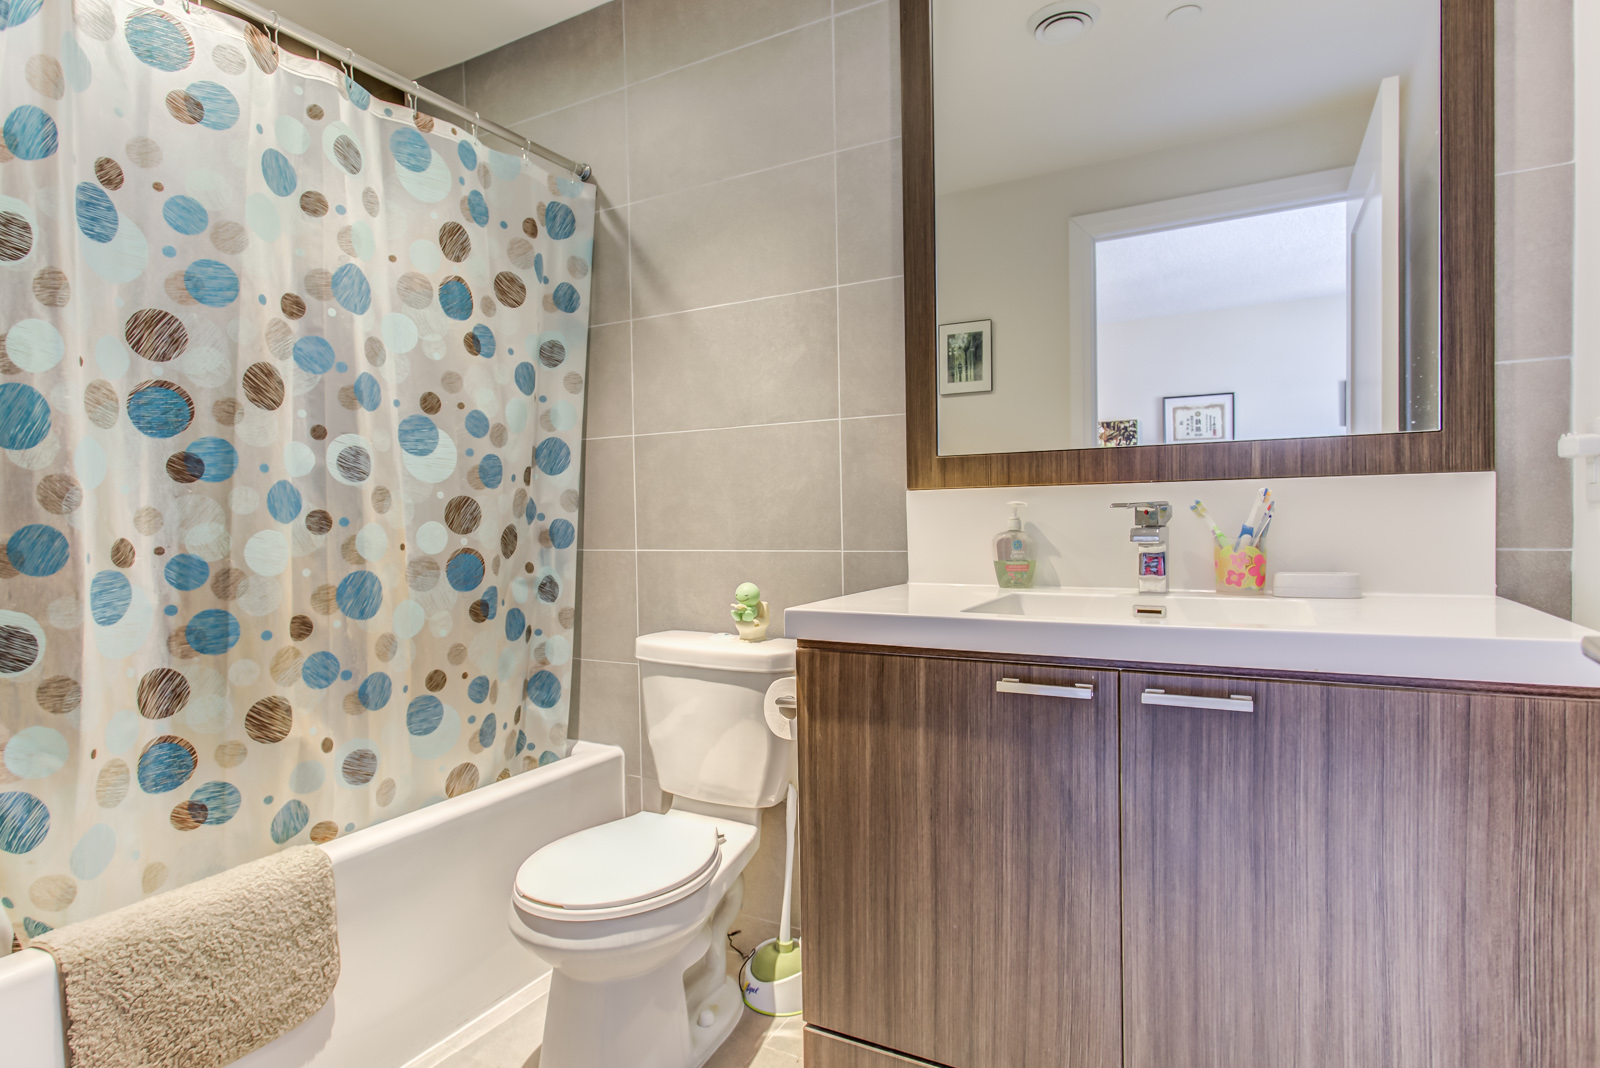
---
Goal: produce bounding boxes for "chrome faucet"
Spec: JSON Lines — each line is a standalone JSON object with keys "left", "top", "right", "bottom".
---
{"left": 1112, "top": 501, "right": 1172, "bottom": 594}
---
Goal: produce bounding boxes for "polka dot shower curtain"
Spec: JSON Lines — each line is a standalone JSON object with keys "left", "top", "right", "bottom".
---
{"left": 0, "top": 0, "right": 594, "bottom": 935}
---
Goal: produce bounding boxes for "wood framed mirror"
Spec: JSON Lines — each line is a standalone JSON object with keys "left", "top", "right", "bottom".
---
{"left": 900, "top": 0, "right": 1493, "bottom": 489}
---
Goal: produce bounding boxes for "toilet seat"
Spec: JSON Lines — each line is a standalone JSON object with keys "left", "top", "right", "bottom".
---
{"left": 513, "top": 812, "right": 724, "bottom": 922}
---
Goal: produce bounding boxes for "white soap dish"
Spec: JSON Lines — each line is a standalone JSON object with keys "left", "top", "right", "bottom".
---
{"left": 1273, "top": 572, "right": 1361, "bottom": 599}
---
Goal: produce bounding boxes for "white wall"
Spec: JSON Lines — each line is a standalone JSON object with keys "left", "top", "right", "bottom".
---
{"left": 1573, "top": 0, "right": 1599, "bottom": 626}
{"left": 1097, "top": 295, "right": 1348, "bottom": 443}
{"left": 906, "top": 471, "right": 1497, "bottom": 596}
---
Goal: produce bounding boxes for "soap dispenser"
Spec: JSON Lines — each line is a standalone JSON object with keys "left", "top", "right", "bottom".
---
{"left": 993, "top": 501, "right": 1036, "bottom": 589}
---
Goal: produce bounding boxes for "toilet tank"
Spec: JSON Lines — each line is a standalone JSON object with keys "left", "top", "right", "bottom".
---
{"left": 635, "top": 631, "right": 796, "bottom": 809}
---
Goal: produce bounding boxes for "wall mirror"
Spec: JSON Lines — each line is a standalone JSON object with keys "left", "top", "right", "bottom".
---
{"left": 901, "top": 0, "right": 1493, "bottom": 487}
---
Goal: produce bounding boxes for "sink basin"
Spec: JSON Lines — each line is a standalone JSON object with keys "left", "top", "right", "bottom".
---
{"left": 965, "top": 591, "right": 1318, "bottom": 629}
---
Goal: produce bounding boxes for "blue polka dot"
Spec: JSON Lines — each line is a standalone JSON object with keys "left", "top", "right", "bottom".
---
{"left": 335, "top": 362, "right": 348, "bottom": 374}
{"left": 468, "top": 678, "right": 490, "bottom": 704}
{"left": 552, "top": 282, "right": 581, "bottom": 314}
{"left": 258, "top": 294, "right": 267, "bottom": 305}
{"left": 7, "top": 525, "right": 67, "bottom": 577}
{"left": 184, "top": 259, "right": 239, "bottom": 307}
{"left": 468, "top": 324, "right": 495, "bottom": 358}
{"left": 478, "top": 455, "right": 503, "bottom": 488}
{"left": 466, "top": 190, "right": 489, "bottom": 227}
{"left": 161, "top": 245, "right": 177, "bottom": 258}
{"left": 125, "top": 11, "right": 193, "bottom": 72}
{"left": 389, "top": 128, "right": 430, "bottom": 172}
{"left": 188, "top": 81, "right": 239, "bottom": 130}
{"left": 259, "top": 463, "right": 270, "bottom": 473}
{"left": 335, "top": 571, "right": 383, "bottom": 620}
{"left": 2, "top": 105, "right": 56, "bottom": 160}
{"left": 266, "top": 480, "right": 302, "bottom": 522}
{"left": 162, "top": 195, "right": 209, "bottom": 235}
{"left": 75, "top": 182, "right": 119, "bottom": 243}
{"left": 500, "top": 220, "right": 508, "bottom": 229}
{"left": 270, "top": 799, "right": 310, "bottom": 843}
{"left": 478, "top": 586, "right": 498, "bottom": 620}
{"left": 352, "top": 373, "right": 381, "bottom": 411}
{"left": 331, "top": 263, "right": 372, "bottom": 314}
{"left": 293, "top": 336, "right": 336, "bottom": 374}
{"left": 187, "top": 437, "right": 238, "bottom": 482}
{"left": 398, "top": 414, "right": 438, "bottom": 455}
{"left": 261, "top": 148, "right": 297, "bottom": 196}
{"left": 406, "top": 695, "right": 443, "bottom": 736}
{"left": 164, "top": 553, "right": 209, "bottom": 590}
{"left": 338, "top": 517, "right": 349, "bottom": 527}
{"left": 477, "top": 711, "right": 496, "bottom": 746}
{"left": 137, "top": 740, "right": 196, "bottom": 794}
{"left": 535, "top": 438, "right": 571, "bottom": 476}
{"left": 302, "top": 651, "right": 340, "bottom": 689}
{"left": 438, "top": 278, "right": 473, "bottom": 321}
{"left": 525, "top": 671, "right": 562, "bottom": 709}
{"left": 458, "top": 140, "right": 477, "bottom": 170}
{"left": 186, "top": 609, "right": 240, "bottom": 655}
{"left": 89, "top": 570, "right": 131, "bottom": 626}
{"left": 548, "top": 518, "right": 575, "bottom": 549}
{"left": 545, "top": 201, "right": 576, "bottom": 240}
{"left": 164, "top": 604, "right": 178, "bottom": 616}
{"left": 340, "top": 669, "right": 353, "bottom": 681}
{"left": 0, "top": 0, "right": 43, "bottom": 31}
{"left": 446, "top": 550, "right": 484, "bottom": 592}
{"left": 358, "top": 672, "right": 392, "bottom": 711}
{"left": 191, "top": 781, "right": 241, "bottom": 824}
{"left": 514, "top": 363, "right": 536, "bottom": 395}
{"left": 335, "top": 204, "right": 346, "bottom": 215}
{"left": 0, "top": 383, "right": 51, "bottom": 450}
{"left": 504, "top": 607, "right": 526, "bottom": 641}
{"left": 464, "top": 410, "right": 489, "bottom": 438}
{"left": 127, "top": 383, "right": 193, "bottom": 438}
{"left": 465, "top": 448, "right": 474, "bottom": 457}
{"left": 261, "top": 631, "right": 271, "bottom": 640}
{"left": 0, "top": 791, "right": 49, "bottom": 853}
{"left": 344, "top": 76, "right": 371, "bottom": 110}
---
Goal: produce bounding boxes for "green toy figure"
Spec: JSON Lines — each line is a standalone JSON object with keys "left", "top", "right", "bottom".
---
{"left": 730, "top": 582, "right": 770, "bottom": 642}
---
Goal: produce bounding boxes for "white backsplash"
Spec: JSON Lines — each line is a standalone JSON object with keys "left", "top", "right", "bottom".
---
{"left": 907, "top": 471, "right": 1497, "bottom": 596}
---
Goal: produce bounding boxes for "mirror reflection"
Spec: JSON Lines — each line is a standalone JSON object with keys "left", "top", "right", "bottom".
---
{"left": 933, "top": 0, "right": 1441, "bottom": 456}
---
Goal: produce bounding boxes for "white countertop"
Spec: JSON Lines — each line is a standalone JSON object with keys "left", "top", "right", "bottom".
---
{"left": 784, "top": 584, "right": 1600, "bottom": 689}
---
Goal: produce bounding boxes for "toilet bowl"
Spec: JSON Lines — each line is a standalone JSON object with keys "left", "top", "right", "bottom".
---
{"left": 507, "top": 632, "right": 796, "bottom": 1068}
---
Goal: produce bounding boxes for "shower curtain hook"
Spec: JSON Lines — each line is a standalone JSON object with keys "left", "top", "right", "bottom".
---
{"left": 346, "top": 48, "right": 354, "bottom": 79}
{"left": 269, "top": 11, "right": 279, "bottom": 49}
{"left": 473, "top": 112, "right": 480, "bottom": 143}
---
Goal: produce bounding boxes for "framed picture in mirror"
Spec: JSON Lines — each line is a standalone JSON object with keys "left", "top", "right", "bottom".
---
{"left": 939, "top": 320, "right": 993, "bottom": 395}
{"left": 1165, "top": 393, "right": 1235, "bottom": 443}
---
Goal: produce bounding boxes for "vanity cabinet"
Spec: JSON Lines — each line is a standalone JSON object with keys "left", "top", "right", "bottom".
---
{"left": 800, "top": 646, "right": 1600, "bottom": 1068}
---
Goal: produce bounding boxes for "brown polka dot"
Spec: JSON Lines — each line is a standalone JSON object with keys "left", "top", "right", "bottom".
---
{"left": 336, "top": 445, "right": 371, "bottom": 482}
{"left": 210, "top": 221, "right": 249, "bottom": 255}
{"left": 164, "top": 270, "right": 198, "bottom": 306}
{"left": 522, "top": 217, "right": 539, "bottom": 239}
{"left": 343, "top": 692, "right": 365, "bottom": 716}
{"left": 126, "top": 135, "right": 162, "bottom": 167}
{"left": 440, "top": 371, "right": 463, "bottom": 393}
{"left": 463, "top": 330, "right": 483, "bottom": 356}
{"left": 212, "top": 398, "right": 243, "bottom": 426}
{"left": 138, "top": 667, "right": 190, "bottom": 719}
{"left": 524, "top": 562, "right": 534, "bottom": 573}
{"left": 309, "top": 424, "right": 328, "bottom": 441}
{"left": 244, "top": 23, "right": 278, "bottom": 71}
{"left": 152, "top": 181, "right": 164, "bottom": 192}
{"left": 305, "top": 509, "right": 333, "bottom": 535}
{"left": 110, "top": 538, "right": 136, "bottom": 568}
{"left": 331, "top": 134, "right": 361, "bottom": 174}
{"left": 560, "top": 489, "right": 580, "bottom": 511}
{"left": 396, "top": 272, "right": 432, "bottom": 308}
{"left": 300, "top": 190, "right": 330, "bottom": 217}
{"left": 142, "top": 862, "right": 168, "bottom": 894}
{"left": 419, "top": 392, "right": 441, "bottom": 414}
{"left": 372, "top": 486, "right": 392, "bottom": 514}
{"left": 0, "top": 211, "right": 33, "bottom": 262}
{"left": 374, "top": 634, "right": 398, "bottom": 662}
{"left": 337, "top": 384, "right": 359, "bottom": 411}
{"left": 559, "top": 606, "right": 576, "bottom": 629}
{"left": 96, "top": 760, "right": 130, "bottom": 807}
{"left": 37, "top": 675, "right": 81, "bottom": 715}
{"left": 210, "top": 567, "right": 247, "bottom": 600}
{"left": 425, "top": 669, "right": 447, "bottom": 692}
{"left": 166, "top": 89, "right": 205, "bottom": 124}
{"left": 468, "top": 599, "right": 489, "bottom": 624}
{"left": 36, "top": 474, "right": 82, "bottom": 515}
{"left": 445, "top": 763, "right": 480, "bottom": 797}
{"left": 134, "top": 506, "right": 163, "bottom": 535}
{"left": 270, "top": 648, "right": 303, "bottom": 686}
{"left": 478, "top": 162, "right": 492, "bottom": 188}
{"left": 213, "top": 42, "right": 247, "bottom": 74}
{"left": 507, "top": 240, "right": 535, "bottom": 270}
{"left": 564, "top": 371, "right": 584, "bottom": 394}
{"left": 32, "top": 267, "right": 69, "bottom": 307}
{"left": 439, "top": 222, "right": 471, "bottom": 262}
{"left": 310, "top": 584, "right": 337, "bottom": 615}
{"left": 306, "top": 103, "right": 325, "bottom": 120}
{"left": 309, "top": 821, "right": 339, "bottom": 844}
{"left": 566, "top": 256, "right": 589, "bottom": 279}
{"left": 30, "top": 874, "right": 77, "bottom": 911}
{"left": 444, "top": 496, "right": 481, "bottom": 534}
{"left": 320, "top": 736, "right": 334, "bottom": 754}
{"left": 342, "top": 748, "right": 377, "bottom": 785}
{"left": 481, "top": 295, "right": 497, "bottom": 317}
{"left": 439, "top": 276, "right": 473, "bottom": 318}
{"left": 275, "top": 294, "right": 306, "bottom": 323}
{"left": 362, "top": 187, "right": 380, "bottom": 216}
{"left": 166, "top": 451, "right": 204, "bottom": 483}
{"left": 406, "top": 557, "right": 440, "bottom": 592}
{"left": 265, "top": 319, "right": 294, "bottom": 360}
{"left": 245, "top": 696, "right": 292, "bottom": 743}
{"left": 26, "top": 54, "right": 65, "bottom": 99}
{"left": 493, "top": 272, "right": 527, "bottom": 308}
{"left": 126, "top": 309, "right": 187, "bottom": 362}
{"left": 304, "top": 268, "right": 333, "bottom": 301}
{"left": 215, "top": 741, "right": 247, "bottom": 768}
{"left": 290, "top": 614, "right": 314, "bottom": 641}
{"left": 376, "top": 777, "right": 397, "bottom": 806}
{"left": 364, "top": 337, "right": 386, "bottom": 366}
{"left": 94, "top": 157, "right": 125, "bottom": 190}
{"left": 241, "top": 362, "right": 285, "bottom": 410}
{"left": 170, "top": 800, "right": 207, "bottom": 830}
{"left": 446, "top": 644, "right": 467, "bottom": 666}
{"left": 413, "top": 109, "right": 435, "bottom": 132}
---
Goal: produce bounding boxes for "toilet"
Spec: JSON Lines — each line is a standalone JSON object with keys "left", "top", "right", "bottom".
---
{"left": 508, "top": 631, "right": 797, "bottom": 1068}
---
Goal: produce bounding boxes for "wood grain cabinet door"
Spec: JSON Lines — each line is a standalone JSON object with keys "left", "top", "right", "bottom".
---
{"left": 1120, "top": 672, "right": 1600, "bottom": 1068}
{"left": 798, "top": 648, "right": 1122, "bottom": 1068}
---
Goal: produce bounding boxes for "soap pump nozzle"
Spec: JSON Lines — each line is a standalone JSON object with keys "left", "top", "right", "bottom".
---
{"left": 1007, "top": 501, "right": 1025, "bottom": 531}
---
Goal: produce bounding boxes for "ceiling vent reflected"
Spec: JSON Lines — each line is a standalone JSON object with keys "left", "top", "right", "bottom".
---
{"left": 1029, "top": 1, "right": 1100, "bottom": 43}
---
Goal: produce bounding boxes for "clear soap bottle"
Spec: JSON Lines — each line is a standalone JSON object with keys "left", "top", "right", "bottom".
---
{"left": 993, "top": 501, "right": 1036, "bottom": 589}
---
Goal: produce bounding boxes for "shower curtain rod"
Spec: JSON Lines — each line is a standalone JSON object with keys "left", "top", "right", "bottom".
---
{"left": 202, "top": 0, "right": 591, "bottom": 180}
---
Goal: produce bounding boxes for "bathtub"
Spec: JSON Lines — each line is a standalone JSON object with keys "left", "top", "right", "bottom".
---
{"left": 0, "top": 740, "right": 626, "bottom": 1068}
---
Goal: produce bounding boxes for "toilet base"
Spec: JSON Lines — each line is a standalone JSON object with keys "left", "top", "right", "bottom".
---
{"left": 687, "top": 975, "right": 744, "bottom": 1068}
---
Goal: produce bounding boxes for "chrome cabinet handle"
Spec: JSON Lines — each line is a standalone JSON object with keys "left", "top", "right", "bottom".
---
{"left": 1141, "top": 688, "right": 1254, "bottom": 712}
{"left": 997, "top": 678, "right": 1095, "bottom": 700}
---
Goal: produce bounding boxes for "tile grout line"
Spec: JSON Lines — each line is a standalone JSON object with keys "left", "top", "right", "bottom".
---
{"left": 619, "top": 0, "right": 645, "bottom": 814}
{"left": 1494, "top": 159, "right": 1576, "bottom": 178}
{"left": 1497, "top": 547, "right": 1574, "bottom": 553}
{"left": 1496, "top": 354, "right": 1572, "bottom": 365}
{"left": 584, "top": 412, "right": 905, "bottom": 443}
{"left": 613, "top": 274, "right": 906, "bottom": 326}
{"left": 832, "top": 5, "right": 848, "bottom": 591}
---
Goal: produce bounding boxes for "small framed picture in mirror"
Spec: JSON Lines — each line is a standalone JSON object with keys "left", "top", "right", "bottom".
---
{"left": 1164, "top": 393, "right": 1235, "bottom": 443}
{"left": 939, "top": 320, "right": 992, "bottom": 395}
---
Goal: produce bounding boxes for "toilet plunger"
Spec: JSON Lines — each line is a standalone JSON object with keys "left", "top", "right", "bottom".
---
{"left": 739, "top": 783, "right": 802, "bottom": 1016}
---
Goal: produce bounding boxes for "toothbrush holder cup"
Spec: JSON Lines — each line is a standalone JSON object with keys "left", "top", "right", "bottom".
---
{"left": 1214, "top": 545, "right": 1267, "bottom": 594}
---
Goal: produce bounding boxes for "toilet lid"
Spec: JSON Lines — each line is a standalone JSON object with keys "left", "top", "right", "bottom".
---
{"left": 514, "top": 812, "right": 722, "bottom": 912}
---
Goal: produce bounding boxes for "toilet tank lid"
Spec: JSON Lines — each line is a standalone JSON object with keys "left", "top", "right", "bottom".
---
{"left": 635, "top": 631, "right": 797, "bottom": 673}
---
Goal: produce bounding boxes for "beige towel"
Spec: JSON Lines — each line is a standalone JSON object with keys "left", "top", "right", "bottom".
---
{"left": 32, "top": 845, "right": 340, "bottom": 1068}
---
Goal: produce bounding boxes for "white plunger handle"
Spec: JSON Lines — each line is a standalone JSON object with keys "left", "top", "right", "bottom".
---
{"left": 778, "top": 782, "right": 797, "bottom": 947}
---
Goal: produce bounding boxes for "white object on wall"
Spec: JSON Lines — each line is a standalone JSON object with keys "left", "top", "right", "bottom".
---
{"left": 1347, "top": 75, "right": 1404, "bottom": 435}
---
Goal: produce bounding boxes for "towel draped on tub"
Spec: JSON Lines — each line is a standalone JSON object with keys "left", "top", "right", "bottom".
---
{"left": 31, "top": 844, "right": 340, "bottom": 1068}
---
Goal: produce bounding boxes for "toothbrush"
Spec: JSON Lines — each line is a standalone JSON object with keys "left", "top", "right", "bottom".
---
{"left": 1236, "top": 488, "right": 1271, "bottom": 549}
{"left": 1191, "top": 500, "right": 1229, "bottom": 547}
{"left": 1254, "top": 501, "right": 1275, "bottom": 548}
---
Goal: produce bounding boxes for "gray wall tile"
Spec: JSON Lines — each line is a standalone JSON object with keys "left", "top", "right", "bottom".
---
{"left": 627, "top": 22, "right": 834, "bottom": 202}
{"left": 576, "top": 436, "right": 635, "bottom": 550}
{"left": 571, "top": 658, "right": 640, "bottom": 773}
{"left": 583, "top": 322, "right": 633, "bottom": 439}
{"left": 1496, "top": 359, "right": 1573, "bottom": 549}
{"left": 630, "top": 156, "right": 838, "bottom": 317}
{"left": 634, "top": 421, "right": 843, "bottom": 550}
{"left": 590, "top": 208, "right": 631, "bottom": 326}
{"left": 513, "top": 90, "right": 629, "bottom": 209}
{"left": 834, "top": 0, "right": 900, "bottom": 150}
{"left": 416, "top": 65, "right": 464, "bottom": 102}
{"left": 1495, "top": 0, "right": 1575, "bottom": 174}
{"left": 1496, "top": 163, "right": 1575, "bottom": 361}
{"left": 1497, "top": 550, "right": 1574, "bottom": 618}
{"left": 844, "top": 550, "right": 908, "bottom": 593}
{"left": 622, "top": 0, "right": 832, "bottom": 83}
{"left": 837, "top": 138, "right": 903, "bottom": 283}
{"left": 637, "top": 551, "right": 844, "bottom": 637}
{"left": 839, "top": 277, "right": 906, "bottom": 417}
{"left": 842, "top": 415, "right": 908, "bottom": 550}
{"left": 632, "top": 289, "right": 839, "bottom": 434}
{"left": 740, "top": 796, "right": 800, "bottom": 925}
{"left": 576, "top": 549, "right": 638, "bottom": 662}
{"left": 463, "top": 1, "right": 625, "bottom": 124}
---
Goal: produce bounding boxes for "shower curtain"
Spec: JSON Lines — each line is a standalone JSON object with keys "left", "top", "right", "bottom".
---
{"left": 0, "top": 0, "right": 594, "bottom": 934}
